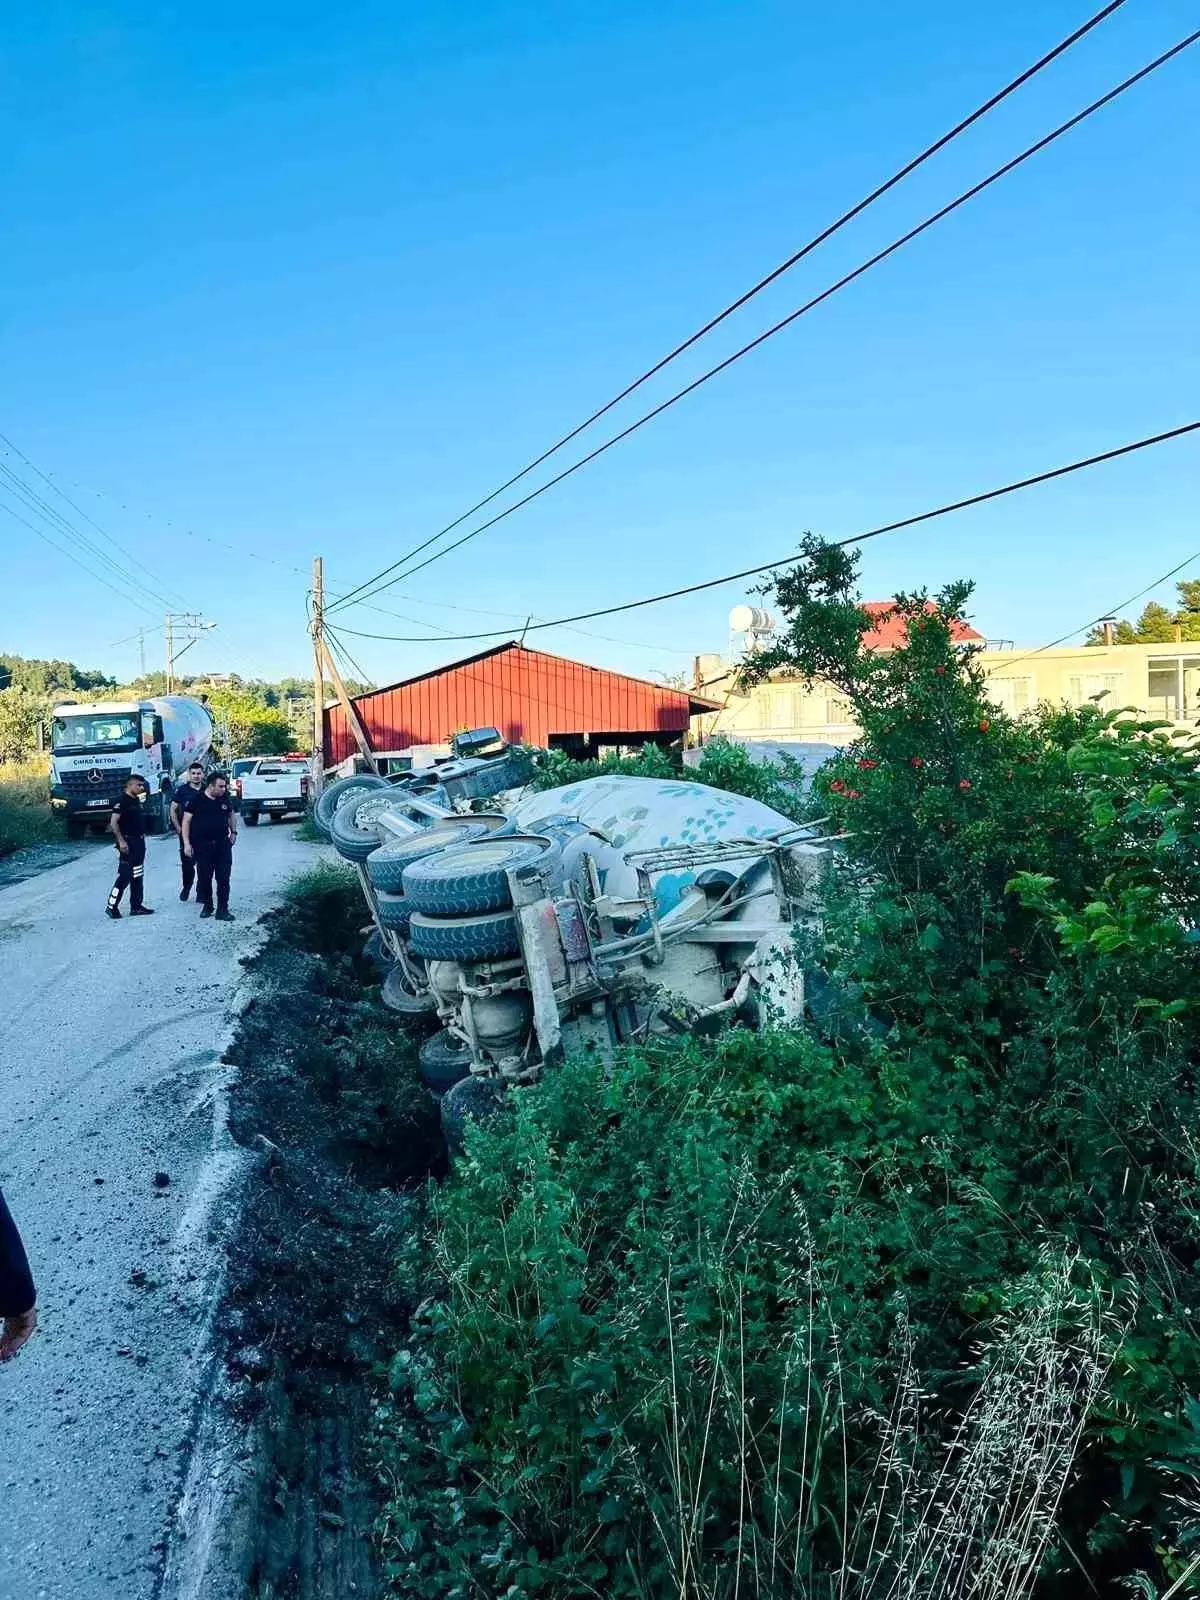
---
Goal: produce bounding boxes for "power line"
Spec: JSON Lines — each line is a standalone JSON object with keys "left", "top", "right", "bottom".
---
{"left": 331, "top": 29, "right": 1200, "bottom": 616}
{"left": 998, "top": 546, "right": 1200, "bottom": 668}
{"left": 0, "top": 433, "right": 184, "bottom": 606}
{"left": 0, "top": 496, "right": 160, "bottom": 615}
{"left": 330, "top": 421, "right": 1200, "bottom": 644}
{"left": 324, "top": 625, "right": 376, "bottom": 690}
{"left": 0, "top": 461, "right": 179, "bottom": 611}
{"left": 328, "top": 0, "right": 1129, "bottom": 615}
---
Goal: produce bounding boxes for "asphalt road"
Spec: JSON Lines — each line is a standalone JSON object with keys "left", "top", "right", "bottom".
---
{"left": 0, "top": 821, "right": 327, "bottom": 1600}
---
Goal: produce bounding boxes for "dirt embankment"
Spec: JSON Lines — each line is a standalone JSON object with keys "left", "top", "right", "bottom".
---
{"left": 188, "top": 872, "right": 443, "bottom": 1598}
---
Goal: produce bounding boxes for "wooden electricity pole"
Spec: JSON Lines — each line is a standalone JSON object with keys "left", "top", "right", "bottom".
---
{"left": 310, "top": 556, "right": 326, "bottom": 796}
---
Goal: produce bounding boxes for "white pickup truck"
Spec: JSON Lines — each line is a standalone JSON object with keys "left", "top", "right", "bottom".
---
{"left": 236, "top": 757, "right": 310, "bottom": 825}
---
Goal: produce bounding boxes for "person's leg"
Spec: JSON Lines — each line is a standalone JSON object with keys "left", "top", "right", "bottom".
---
{"left": 214, "top": 843, "right": 232, "bottom": 915}
{"left": 195, "top": 843, "right": 215, "bottom": 911}
{"left": 129, "top": 837, "right": 146, "bottom": 911}
{"left": 106, "top": 852, "right": 132, "bottom": 915}
{"left": 179, "top": 836, "right": 196, "bottom": 898}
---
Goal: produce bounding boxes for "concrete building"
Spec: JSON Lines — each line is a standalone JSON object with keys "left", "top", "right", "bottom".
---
{"left": 693, "top": 609, "right": 1200, "bottom": 748}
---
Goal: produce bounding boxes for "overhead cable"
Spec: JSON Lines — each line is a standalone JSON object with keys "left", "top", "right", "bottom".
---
{"left": 330, "top": 29, "right": 1200, "bottom": 614}
{"left": 328, "top": 0, "right": 1130, "bottom": 614}
{"left": 330, "top": 421, "right": 1200, "bottom": 643}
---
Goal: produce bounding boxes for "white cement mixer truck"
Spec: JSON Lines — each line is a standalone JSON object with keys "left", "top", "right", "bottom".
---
{"left": 48, "top": 695, "right": 214, "bottom": 836}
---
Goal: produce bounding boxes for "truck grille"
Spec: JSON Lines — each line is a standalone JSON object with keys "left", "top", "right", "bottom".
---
{"left": 59, "top": 766, "right": 132, "bottom": 799}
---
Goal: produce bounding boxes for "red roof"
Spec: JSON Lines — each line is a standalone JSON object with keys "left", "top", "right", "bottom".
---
{"left": 861, "top": 601, "right": 983, "bottom": 650}
{"left": 323, "top": 641, "right": 719, "bottom": 766}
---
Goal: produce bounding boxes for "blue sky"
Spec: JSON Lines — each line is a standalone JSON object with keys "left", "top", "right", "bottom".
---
{"left": 1, "top": 0, "right": 1196, "bottom": 687}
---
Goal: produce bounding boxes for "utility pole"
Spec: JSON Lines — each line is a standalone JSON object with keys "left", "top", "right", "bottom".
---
{"left": 165, "top": 613, "right": 215, "bottom": 694}
{"left": 310, "top": 557, "right": 326, "bottom": 796}
{"left": 138, "top": 628, "right": 147, "bottom": 679}
{"left": 309, "top": 555, "right": 378, "bottom": 782}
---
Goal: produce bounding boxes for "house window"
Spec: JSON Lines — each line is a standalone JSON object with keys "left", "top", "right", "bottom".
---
{"left": 989, "top": 676, "right": 1033, "bottom": 715}
{"left": 1066, "top": 673, "right": 1125, "bottom": 708}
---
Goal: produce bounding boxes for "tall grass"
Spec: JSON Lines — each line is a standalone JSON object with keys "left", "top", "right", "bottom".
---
{"left": 0, "top": 758, "right": 55, "bottom": 856}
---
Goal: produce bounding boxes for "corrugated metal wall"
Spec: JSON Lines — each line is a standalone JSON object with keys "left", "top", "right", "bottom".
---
{"left": 324, "top": 643, "right": 695, "bottom": 765}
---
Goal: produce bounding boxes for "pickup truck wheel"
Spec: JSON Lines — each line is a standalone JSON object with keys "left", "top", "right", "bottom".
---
{"left": 418, "top": 1030, "right": 473, "bottom": 1095}
{"left": 365, "top": 819, "right": 491, "bottom": 893}
{"left": 441, "top": 1075, "right": 507, "bottom": 1156}
{"left": 409, "top": 909, "right": 521, "bottom": 961}
{"left": 244, "top": 811, "right": 260, "bottom": 826}
{"left": 402, "top": 836, "right": 557, "bottom": 916}
{"left": 313, "top": 774, "right": 389, "bottom": 840}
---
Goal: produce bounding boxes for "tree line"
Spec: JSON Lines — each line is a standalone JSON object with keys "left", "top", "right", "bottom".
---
{"left": 0, "top": 651, "right": 370, "bottom": 765}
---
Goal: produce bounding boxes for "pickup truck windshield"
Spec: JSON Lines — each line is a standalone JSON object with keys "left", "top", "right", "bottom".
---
{"left": 52, "top": 713, "right": 140, "bottom": 754}
{"left": 253, "top": 763, "right": 301, "bottom": 776}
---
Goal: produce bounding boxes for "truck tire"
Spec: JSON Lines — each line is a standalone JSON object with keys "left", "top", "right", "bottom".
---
{"left": 375, "top": 889, "right": 412, "bottom": 931}
{"left": 409, "top": 909, "right": 521, "bottom": 962}
{"left": 330, "top": 793, "right": 396, "bottom": 863}
{"left": 441, "top": 1074, "right": 507, "bottom": 1156}
{"left": 244, "top": 811, "right": 260, "bottom": 826}
{"left": 362, "top": 929, "right": 392, "bottom": 975}
{"left": 381, "top": 965, "right": 438, "bottom": 1019}
{"left": 365, "top": 820, "right": 491, "bottom": 893}
{"left": 418, "top": 1030, "right": 473, "bottom": 1095}
{"left": 313, "top": 774, "right": 388, "bottom": 840}
{"left": 402, "top": 836, "right": 557, "bottom": 916}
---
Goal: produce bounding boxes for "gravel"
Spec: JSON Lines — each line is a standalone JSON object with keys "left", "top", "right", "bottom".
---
{"left": 0, "top": 822, "right": 330, "bottom": 1600}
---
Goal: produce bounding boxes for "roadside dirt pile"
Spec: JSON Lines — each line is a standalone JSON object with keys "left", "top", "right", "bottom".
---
{"left": 209, "top": 864, "right": 442, "bottom": 1598}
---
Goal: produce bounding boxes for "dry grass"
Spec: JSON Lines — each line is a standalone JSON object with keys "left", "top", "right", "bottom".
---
{"left": 0, "top": 757, "right": 55, "bottom": 856}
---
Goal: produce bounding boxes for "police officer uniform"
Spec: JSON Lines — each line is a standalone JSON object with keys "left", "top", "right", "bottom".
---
{"left": 184, "top": 784, "right": 236, "bottom": 919}
{"left": 106, "top": 784, "right": 152, "bottom": 917}
{"left": 0, "top": 1187, "right": 35, "bottom": 1333}
{"left": 172, "top": 774, "right": 204, "bottom": 900}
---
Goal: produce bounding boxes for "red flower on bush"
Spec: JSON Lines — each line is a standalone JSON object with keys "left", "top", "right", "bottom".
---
{"left": 958, "top": 779, "right": 972, "bottom": 792}
{"left": 830, "top": 778, "right": 846, "bottom": 794}
{"left": 857, "top": 759, "right": 878, "bottom": 770}
{"left": 978, "top": 719, "right": 990, "bottom": 733}
{"left": 910, "top": 757, "right": 924, "bottom": 769}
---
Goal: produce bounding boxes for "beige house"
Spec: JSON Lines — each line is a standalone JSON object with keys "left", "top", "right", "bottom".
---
{"left": 693, "top": 640, "right": 1200, "bottom": 747}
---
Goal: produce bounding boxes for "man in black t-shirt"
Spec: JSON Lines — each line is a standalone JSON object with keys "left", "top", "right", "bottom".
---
{"left": 170, "top": 760, "right": 206, "bottom": 901}
{"left": 182, "top": 771, "right": 238, "bottom": 921}
{"left": 105, "top": 775, "right": 155, "bottom": 919}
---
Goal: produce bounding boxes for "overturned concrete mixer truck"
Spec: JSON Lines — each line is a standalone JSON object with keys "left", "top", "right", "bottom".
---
{"left": 312, "top": 735, "right": 828, "bottom": 1137}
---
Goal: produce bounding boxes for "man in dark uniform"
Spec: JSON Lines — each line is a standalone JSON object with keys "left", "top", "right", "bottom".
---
{"left": 182, "top": 770, "right": 238, "bottom": 921}
{"left": 170, "top": 760, "right": 206, "bottom": 901}
{"left": 0, "top": 1188, "right": 36, "bottom": 1362}
{"left": 105, "top": 774, "right": 155, "bottom": 919}
{"left": 0, "top": 1186, "right": 36, "bottom": 1362}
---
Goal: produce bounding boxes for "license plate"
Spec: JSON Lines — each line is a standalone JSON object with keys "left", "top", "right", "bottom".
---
{"left": 264, "top": 800, "right": 286, "bottom": 808}
{"left": 86, "top": 798, "right": 110, "bottom": 808}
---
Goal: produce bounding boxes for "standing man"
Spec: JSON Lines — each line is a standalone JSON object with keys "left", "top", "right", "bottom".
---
{"left": 182, "top": 770, "right": 238, "bottom": 921}
{"left": 105, "top": 774, "right": 155, "bottom": 919}
{"left": 170, "top": 760, "right": 206, "bottom": 901}
{"left": 0, "top": 1186, "right": 36, "bottom": 1363}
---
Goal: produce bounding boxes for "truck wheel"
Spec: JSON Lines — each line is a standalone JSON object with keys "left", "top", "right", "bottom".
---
{"left": 402, "top": 836, "right": 557, "bottom": 916}
{"left": 365, "top": 819, "right": 491, "bottom": 893}
{"left": 329, "top": 793, "right": 397, "bottom": 863}
{"left": 244, "top": 811, "right": 260, "bottom": 827}
{"left": 441, "top": 1075, "right": 507, "bottom": 1156}
{"left": 418, "top": 1030, "right": 473, "bottom": 1095}
{"left": 409, "top": 909, "right": 521, "bottom": 962}
{"left": 375, "top": 890, "right": 412, "bottom": 931}
{"left": 381, "top": 965, "right": 438, "bottom": 1019}
{"left": 362, "top": 929, "right": 392, "bottom": 975}
{"left": 313, "top": 774, "right": 388, "bottom": 840}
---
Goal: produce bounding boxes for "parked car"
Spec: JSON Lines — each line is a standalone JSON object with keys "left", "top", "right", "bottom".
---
{"left": 237, "top": 757, "right": 310, "bottom": 825}
{"left": 228, "top": 757, "right": 259, "bottom": 812}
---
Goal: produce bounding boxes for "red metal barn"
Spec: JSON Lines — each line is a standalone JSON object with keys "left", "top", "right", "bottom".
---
{"left": 323, "top": 641, "right": 716, "bottom": 767}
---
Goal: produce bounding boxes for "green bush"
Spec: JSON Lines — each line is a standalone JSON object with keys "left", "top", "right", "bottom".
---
{"left": 373, "top": 541, "right": 1200, "bottom": 1596}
